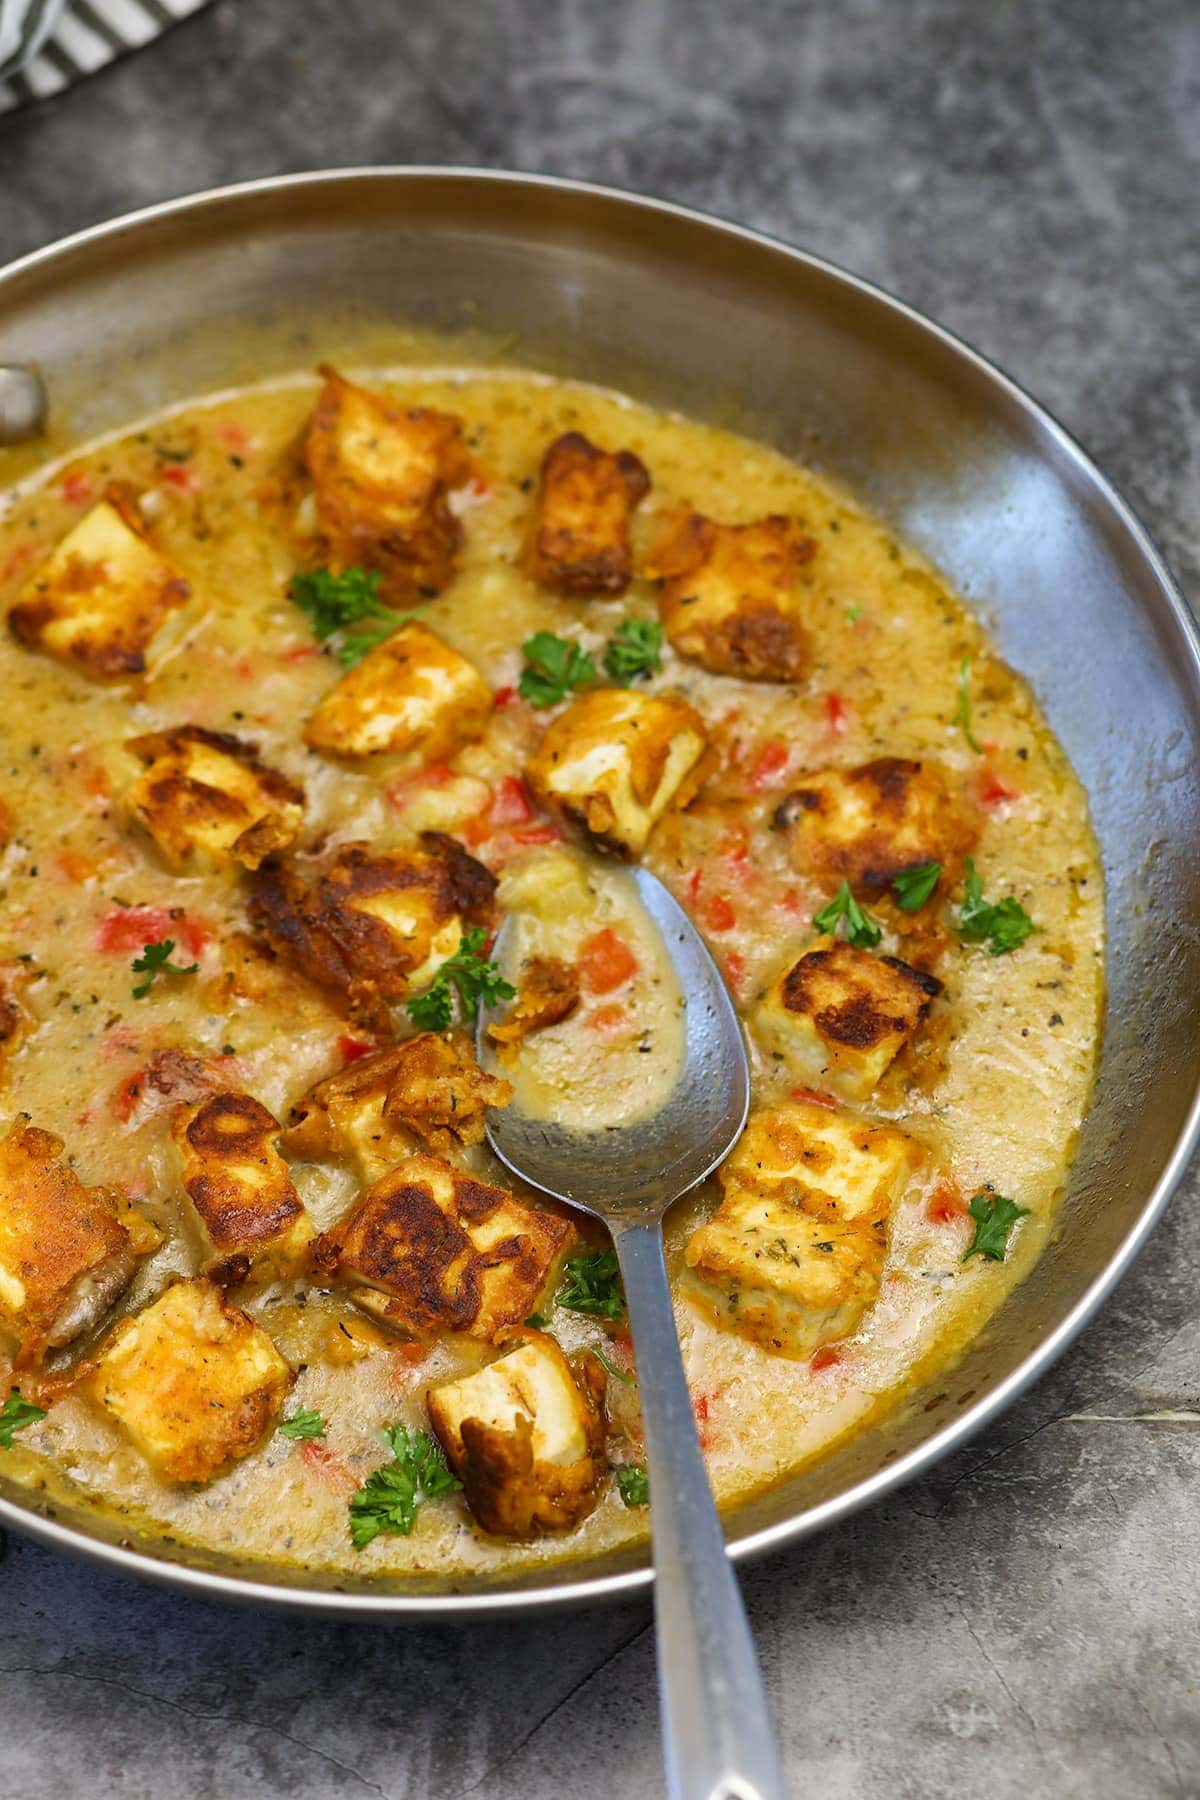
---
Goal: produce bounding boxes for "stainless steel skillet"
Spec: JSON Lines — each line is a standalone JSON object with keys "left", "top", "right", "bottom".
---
{"left": 0, "top": 168, "right": 1197, "bottom": 1618}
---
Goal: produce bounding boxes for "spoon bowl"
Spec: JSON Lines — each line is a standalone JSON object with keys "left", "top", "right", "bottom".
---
{"left": 478, "top": 865, "right": 784, "bottom": 1800}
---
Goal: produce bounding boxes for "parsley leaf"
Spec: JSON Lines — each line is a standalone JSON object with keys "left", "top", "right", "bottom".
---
{"left": 812, "top": 880, "right": 882, "bottom": 949}
{"left": 951, "top": 656, "right": 982, "bottom": 754}
{"left": 0, "top": 1389, "right": 46, "bottom": 1449}
{"left": 962, "top": 1191, "right": 1030, "bottom": 1263}
{"left": 524, "top": 1312, "right": 549, "bottom": 1329}
{"left": 892, "top": 860, "right": 943, "bottom": 912}
{"left": 557, "top": 1248, "right": 625, "bottom": 1321}
{"left": 290, "top": 566, "right": 400, "bottom": 664}
{"left": 278, "top": 1406, "right": 327, "bottom": 1442}
{"left": 406, "top": 927, "right": 516, "bottom": 1030}
{"left": 616, "top": 1465, "right": 650, "bottom": 1507}
{"left": 956, "top": 858, "right": 1037, "bottom": 956}
{"left": 845, "top": 602, "right": 863, "bottom": 624}
{"left": 603, "top": 618, "right": 663, "bottom": 684}
{"left": 594, "top": 1347, "right": 637, "bottom": 1387}
{"left": 131, "top": 938, "right": 199, "bottom": 999}
{"left": 348, "top": 1425, "right": 461, "bottom": 1549}
{"left": 518, "top": 631, "right": 596, "bottom": 707}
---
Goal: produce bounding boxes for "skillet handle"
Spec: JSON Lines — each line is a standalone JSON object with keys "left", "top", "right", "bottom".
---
{"left": 613, "top": 1219, "right": 788, "bottom": 1800}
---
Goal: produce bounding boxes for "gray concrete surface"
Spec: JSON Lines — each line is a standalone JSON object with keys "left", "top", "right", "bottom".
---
{"left": 1, "top": 2, "right": 1198, "bottom": 1794}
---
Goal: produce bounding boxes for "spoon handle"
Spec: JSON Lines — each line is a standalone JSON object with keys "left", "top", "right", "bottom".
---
{"left": 613, "top": 1219, "right": 787, "bottom": 1800}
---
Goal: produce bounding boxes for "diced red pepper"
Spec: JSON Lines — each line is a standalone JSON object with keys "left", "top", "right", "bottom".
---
{"left": 748, "top": 740, "right": 790, "bottom": 792}
{"left": 585, "top": 1003, "right": 629, "bottom": 1034}
{"left": 283, "top": 642, "right": 321, "bottom": 663}
{"left": 810, "top": 1345, "right": 843, "bottom": 1373}
{"left": 824, "top": 692, "right": 850, "bottom": 735}
{"left": 161, "top": 463, "right": 199, "bottom": 492}
{"left": 492, "top": 685, "right": 517, "bottom": 709}
{"left": 791, "top": 1086, "right": 839, "bottom": 1109}
{"left": 579, "top": 928, "right": 639, "bottom": 995}
{"left": 683, "top": 867, "right": 704, "bottom": 905}
{"left": 489, "top": 775, "right": 535, "bottom": 827}
{"left": 927, "top": 1177, "right": 969, "bottom": 1224}
{"left": 95, "top": 904, "right": 212, "bottom": 960}
{"left": 510, "top": 821, "right": 561, "bottom": 847}
{"left": 60, "top": 470, "right": 94, "bottom": 505}
{"left": 704, "top": 893, "right": 737, "bottom": 933}
{"left": 338, "top": 1036, "right": 374, "bottom": 1063}
{"left": 300, "top": 1441, "right": 356, "bottom": 1491}
{"left": 54, "top": 849, "right": 99, "bottom": 885}
{"left": 111, "top": 1069, "right": 145, "bottom": 1124}
{"left": 979, "top": 766, "right": 1020, "bottom": 807}
{"left": 723, "top": 951, "right": 746, "bottom": 993}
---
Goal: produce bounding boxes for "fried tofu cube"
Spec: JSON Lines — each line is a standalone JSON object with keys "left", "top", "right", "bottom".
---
{"left": 301, "top": 367, "right": 473, "bottom": 604}
{"left": 247, "top": 831, "right": 496, "bottom": 1032}
{"left": 0, "top": 1117, "right": 156, "bottom": 1367}
{"left": 487, "top": 955, "right": 581, "bottom": 1060}
{"left": 682, "top": 1099, "right": 924, "bottom": 1357}
{"left": 521, "top": 432, "right": 650, "bottom": 597}
{"left": 773, "top": 757, "right": 979, "bottom": 895}
{"left": 312, "top": 1154, "right": 574, "bottom": 1340}
{"left": 7, "top": 488, "right": 190, "bottom": 679}
{"left": 126, "top": 725, "right": 305, "bottom": 870}
{"left": 645, "top": 508, "right": 815, "bottom": 681}
{"left": 86, "top": 1276, "right": 292, "bottom": 1483}
{"left": 171, "top": 1092, "right": 313, "bottom": 1282}
{"left": 304, "top": 622, "right": 491, "bottom": 763}
{"left": 427, "top": 1327, "right": 607, "bottom": 1536}
{"left": 526, "top": 688, "right": 708, "bottom": 858}
{"left": 281, "top": 1030, "right": 512, "bottom": 1179}
{"left": 753, "top": 938, "right": 942, "bottom": 1102}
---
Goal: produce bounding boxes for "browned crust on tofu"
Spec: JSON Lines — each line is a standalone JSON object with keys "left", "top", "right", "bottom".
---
{"left": 0, "top": 1116, "right": 141, "bottom": 1367}
{"left": 521, "top": 432, "right": 650, "bottom": 597}
{"left": 772, "top": 756, "right": 979, "bottom": 894}
{"left": 8, "top": 484, "right": 191, "bottom": 679}
{"left": 645, "top": 508, "right": 815, "bottom": 681}
{"left": 302, "top": 367, "right": 473, "bottom": 605}
{"left": 781, "top": 944, "right": 943, "bottom": 1051}
{"left": 430, "top": 1330, "right": 608, "bottom": 1536}
{"left": 311, "top": 1154, "right": 574, "bottom": 1340}
{"left": 172, "top": 1092, "right": 311, "bottom": 1280}
{"left": 126, "top": 725, "right": 305, "bottom": 869}
{"left": 487, "top": 956, "right": 581, "bottom": 1059}
{"left": 246, "top": 833, "right": 496, "bottom": 1032}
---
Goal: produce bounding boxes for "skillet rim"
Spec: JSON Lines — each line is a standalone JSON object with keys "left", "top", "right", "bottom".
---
{"left": 0, "top": 165, "right": 1197, "bottom": 1619}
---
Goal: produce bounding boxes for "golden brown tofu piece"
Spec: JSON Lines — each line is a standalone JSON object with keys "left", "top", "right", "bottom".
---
{"left": 86, "top": 1276, "right": 292, "bottom": 1483}
{"left": 773, "top": 757, "right": 979, "bottom": 896}
{"left": 304, "top": 622, "right": 491, "bottom": 763}
{"left": 526, "top": 688, "right": 708, "bottom": 858}
{"left": 0, "top": 1117, "right": 158, "bottom": 1368}
{"left": 247, "top": 831, "right": 496, "bottom": 1033}
{"left": 301, "top": 366, "right": 473, "bottom": 605}
{"left": 282, "top": 1031, "right": 512, "bottom": 1178}
{"left": 487, "top": 955, "right": 581, "bottom": 1060}
{"left": 521, "top": 432, "right": 650, "bottom": 597}
{"left": 427, "top": 1327, "right": 607, "bottom": 1537}
{"left": 126, "top": 725, "right": 305, "bottom": 870}
{"left": 312, "top": 1154, "right": 574, "bottom": 1340}
{"left": 171, "top": 1092, "right": 313, "bottom": 1283}
{"left": 754, "top": 939, "right": 942, "bottom": 1103}
{"left": 7, "top": 487, "right": 190, "bottom": 679}
{"left": 682, "top": 1099, "right": 924, "bottom": 1357}
{"left": 645, "top": 508, "right": 815, "bottom": 681}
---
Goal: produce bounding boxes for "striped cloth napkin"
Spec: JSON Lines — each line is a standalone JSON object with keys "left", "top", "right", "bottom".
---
{"left": 0, "top": 0, "right": 210, "bottom": 113}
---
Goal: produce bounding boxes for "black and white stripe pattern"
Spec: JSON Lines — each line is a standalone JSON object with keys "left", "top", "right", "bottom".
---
{"left": 0, "top": 0, "right": 209, "bottom": 112}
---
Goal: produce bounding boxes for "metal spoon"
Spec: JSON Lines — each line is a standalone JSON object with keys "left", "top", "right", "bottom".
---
{"left": 478, "top": 866, "right": 786, "bottom": 1800}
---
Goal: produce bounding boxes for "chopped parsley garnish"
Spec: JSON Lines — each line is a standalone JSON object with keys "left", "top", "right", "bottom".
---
{"left": 278, "top": 1407, "right": 327, "bottom": 1442}
{"left": 518, "top": 631, "right": 596, "bottom": 707}
{"left": 845, "top": 602, "right": 863, "bottom": 624}
{"left": 956, "top": 858, "right": 1037, "bottom": 956}
{"left": 603, "top": 618, "right": 663, "bottom": 684}
{"left": 557, "top": 1248, "right": 626, "bottom": 1322}
{"left": 0, "top": 1389, "right": 46, "bottom": 1449}
{"left": 951, "top": 656, "right": 982, "bottom": 753}
{"left": 594, "top": 1347, "right": 636, "bottom": 1386}
{"left": 131, "top": 938, "right": 199, "bottom": 998}
{"left": 813, "top": 880, "right": 882, "bottom": 949}
{"left": 348, "top": 1425, "right": 461, "bottom": 1549}
{"left": 892, "top": 860, "right": 943, "bottom": 912}
{"left": 406, "top": 928, "right": 516, "bottom": 1030}
{"left": 524, "top": 1312, "right": 549, "bottom": 1329}
{"left": 616, "top": 1465, "right": 650, "bottom": 1507}
{"left": 962, "top": 1191, "right": 1030, "bottom": 1263}
{"left": 289, "top": 565, "right": 401, "bottom": 666}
